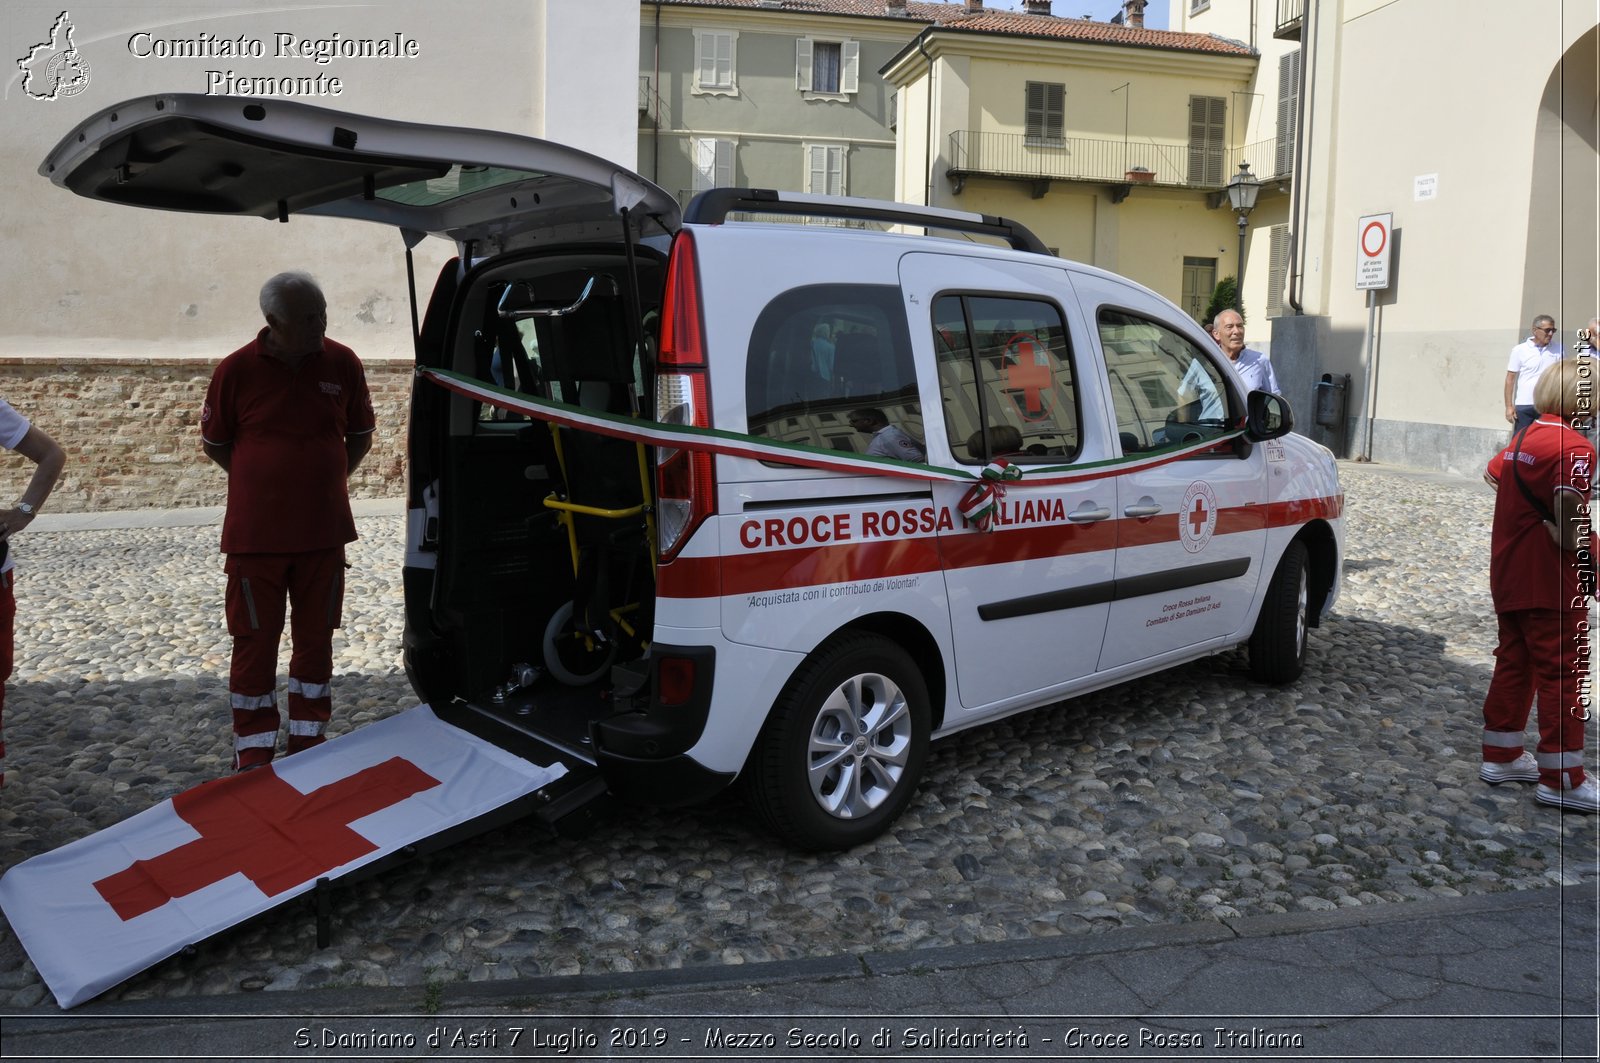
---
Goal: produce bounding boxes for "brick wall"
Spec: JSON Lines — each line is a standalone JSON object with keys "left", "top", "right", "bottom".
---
{"left": 0, "top": 359, "right": 411, "bottom": 512}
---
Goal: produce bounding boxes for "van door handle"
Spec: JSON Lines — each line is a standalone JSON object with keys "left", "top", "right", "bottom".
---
{"left": 1123, "top": 500, "right": 1163, "bottom": 518}
{"left": 1067, "top": 503, "right": 1112, "bottom": 523}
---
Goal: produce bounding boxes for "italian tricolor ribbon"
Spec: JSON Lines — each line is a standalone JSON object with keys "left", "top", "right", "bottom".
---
{"left": 418, "top": 367, "right": 1247, "bottom": 528}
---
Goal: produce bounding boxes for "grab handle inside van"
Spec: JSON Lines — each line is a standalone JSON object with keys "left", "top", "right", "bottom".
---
{"left": 498, "top": 275, "right": 616, "bottom": 320}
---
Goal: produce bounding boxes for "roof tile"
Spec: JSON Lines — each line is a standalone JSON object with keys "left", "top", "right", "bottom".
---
{"left": 650, "top": 0, "right": 1254, "bottom": 56}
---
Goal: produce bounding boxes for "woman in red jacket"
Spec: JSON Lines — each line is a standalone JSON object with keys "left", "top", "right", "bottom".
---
{"left": 1480, "top": 356, "right": 1598, "bottom": 812}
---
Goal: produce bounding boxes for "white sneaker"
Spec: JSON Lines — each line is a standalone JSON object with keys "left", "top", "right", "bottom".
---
{"left": 1535, "top": 778, "right": 1600, "bottom": 812}
{"left": 1480, "top": 752, "right": 1539, "bottom": 784}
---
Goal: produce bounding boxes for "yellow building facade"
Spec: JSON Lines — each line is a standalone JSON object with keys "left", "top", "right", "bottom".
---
{"left": 883, "top": 15, "right": 1271, "bottom": 323}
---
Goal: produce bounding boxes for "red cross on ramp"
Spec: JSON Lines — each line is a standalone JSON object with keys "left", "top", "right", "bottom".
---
{"left": 0, "top": 706, "right": 568, "bottom": 1009}
{"left": 94, "top": 757, "right": 441, "bottom": 921}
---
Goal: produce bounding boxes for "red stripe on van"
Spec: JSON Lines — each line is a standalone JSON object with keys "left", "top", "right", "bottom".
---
{"left": 656, "top": 494, "right": 1343, "bottom": 599}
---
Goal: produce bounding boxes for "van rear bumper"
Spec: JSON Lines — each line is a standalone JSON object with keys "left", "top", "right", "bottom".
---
{"left": 592, "top": 642, "right": 730, "bottom": 805}
{"left": 596, "top": 749, "right": 735, "bottom": 807}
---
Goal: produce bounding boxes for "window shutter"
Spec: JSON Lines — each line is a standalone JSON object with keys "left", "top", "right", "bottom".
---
{"left": 804, "top": 144, "right": 845, "bottom": 195}
{"left": 692, "top": 138, "right": 715, "bottom": 193}
{"left": 714, "top": 139, "right": 734, "bottom": 187}
{"left": 1026, "top": 82, "right": 1063, "bottom": 142}
{"left": 719, "top": 33, "right": 734, "bottom": 88}
{"left": 1267, "top": 225, "right": 1290, "bottom": 318}
{"left": 1187, "top": 95, "right": 1226, "bottom": 185}
{"left": 841, "top": 40, "right": 859, "bottom": 94}
{"left": 796, "top": 38, "right": 813, "bottom": 91}
{"left": 698, "top": 33, "right": 717, "bottom": 89}
{"left": 1275, "top": 50, "right": 1301, "bottom": 177}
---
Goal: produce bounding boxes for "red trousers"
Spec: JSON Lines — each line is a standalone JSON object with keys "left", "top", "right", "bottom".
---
{"left": 225, "top": 549, "right": 344, "bottom": 770}
{"left": 1481, "top": 608, "right": 1589, "bottom": 789}
{"left": 1, "top": 570, "right": 13, "bottom": 787}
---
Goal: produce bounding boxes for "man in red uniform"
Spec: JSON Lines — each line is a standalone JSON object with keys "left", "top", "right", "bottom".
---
{"left": 201, "top": 272, "right": 375, "bottom": 771}
{"left": 1480, "top": 356, "right": 1598, "bottom": 812}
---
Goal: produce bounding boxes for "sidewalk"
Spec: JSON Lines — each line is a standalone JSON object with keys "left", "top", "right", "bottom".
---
{"left": 3, "top": 883, "right": 1595, "bottom": 1061}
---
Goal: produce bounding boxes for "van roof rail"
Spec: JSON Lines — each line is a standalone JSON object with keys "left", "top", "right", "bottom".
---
{"left": 683, "top": 188, "right": 1051, "bottom": 256}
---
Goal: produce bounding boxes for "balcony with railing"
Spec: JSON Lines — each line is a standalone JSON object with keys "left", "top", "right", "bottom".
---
{"left": 639, "top": 75, "right": 657, "bottom": 123}
{"left": 1274, "top": 0, "right": 1305, "bottom": 40}
{"left": 946, "top": 130, "right": 1289, "bottom": 199}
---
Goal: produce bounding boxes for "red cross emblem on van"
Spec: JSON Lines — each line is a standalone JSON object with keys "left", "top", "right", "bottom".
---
{"left": 1003, "top": 335, "right": 1053, "bottom": 422}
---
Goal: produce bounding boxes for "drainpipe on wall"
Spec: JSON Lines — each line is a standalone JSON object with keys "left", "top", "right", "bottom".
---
{"left": 651, "top": 2, "right": 662, "bottom": 185}
{"left": 917, "top": 34, "right": 935, "bottom": 207}
{"left": 1286, "top": 0, "right": 1315, "bottom": 315}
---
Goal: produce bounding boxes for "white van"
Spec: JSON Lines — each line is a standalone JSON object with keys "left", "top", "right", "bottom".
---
{"left": 45, "top": 95, "right": 1343, "bottom": 851}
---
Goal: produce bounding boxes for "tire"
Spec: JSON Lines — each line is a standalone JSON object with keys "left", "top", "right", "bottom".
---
{"left": 1249, "top": 539, "right": 1309, "bottom": 684}
{"left": 747, "top": 634, "right": 930, "bottom": 851}
{"left": 542, "top": 601, "right": 618, "bottom": 687}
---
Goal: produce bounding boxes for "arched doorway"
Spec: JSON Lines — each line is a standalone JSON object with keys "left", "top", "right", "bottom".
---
{"left": 1522, "top": 23, "right": 1599, "bottom": 341}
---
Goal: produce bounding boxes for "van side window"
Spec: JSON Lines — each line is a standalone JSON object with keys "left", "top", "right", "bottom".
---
{"left": 1097, "top": 308, "right": 1231, "bottom": 454}
{"left": 746, "top": 284, "right": 920, "bottom": 454}
{"left": 933, "top": 295, "right": 1079, "bottom": 465}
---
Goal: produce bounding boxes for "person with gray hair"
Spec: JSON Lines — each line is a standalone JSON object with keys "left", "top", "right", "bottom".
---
{"left": 200, "top": 271, "right": 376, "bottom": 772}
{"left": 1504, "top": 313, "right": 1563, "bottom": 433}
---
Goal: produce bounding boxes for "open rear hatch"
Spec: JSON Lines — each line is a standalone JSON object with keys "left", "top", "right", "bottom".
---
{"left": 40, "top": 93, "right": 679, "bottom": 254}
{"left": 10, "top": 96, "right": 683, "bottom": 1006}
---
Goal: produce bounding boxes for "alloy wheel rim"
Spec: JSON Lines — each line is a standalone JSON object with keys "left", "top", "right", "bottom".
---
{"left": 807, "top": 672, "right": 913, "bottom": 820}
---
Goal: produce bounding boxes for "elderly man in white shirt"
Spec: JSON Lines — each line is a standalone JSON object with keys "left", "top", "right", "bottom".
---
{"left": 1177, "top": 309, "right": 1281, "bottom": 423}
{"left": 1505, "top": 314, "right": 1563, "bottom": 433}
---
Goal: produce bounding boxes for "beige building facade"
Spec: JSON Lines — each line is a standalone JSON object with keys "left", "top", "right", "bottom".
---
{"left": 3, "top": 0, "right": 641, "bottom": 365}
{"left": 882, "top": 8, "right": 1275, "bottom": 321}
{"left": 1175, "top": 0, "right": 1600, "bottom": 471}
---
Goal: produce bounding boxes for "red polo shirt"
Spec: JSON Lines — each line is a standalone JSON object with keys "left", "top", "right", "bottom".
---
{"left": 201, "top": 330, "right": 376, "bottom": 554}
{"left": 1485, "top": 416, "right": 1595, "bottom": 612}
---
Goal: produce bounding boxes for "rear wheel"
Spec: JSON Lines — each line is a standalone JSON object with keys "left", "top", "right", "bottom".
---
{"left": 1249, "top": 540, "right": 1309, "bottom": 684}
{"left": 748, "top": 634, "right": 930, "bottom": 851}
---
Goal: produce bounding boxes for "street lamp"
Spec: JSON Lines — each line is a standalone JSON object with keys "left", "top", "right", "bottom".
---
{"left": 1225, "top": 161, "right": 1260, "bottom": 313}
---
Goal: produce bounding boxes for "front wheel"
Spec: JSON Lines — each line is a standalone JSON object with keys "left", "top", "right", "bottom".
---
{"left": 747, "top": 634, "right": 930, "bottom": 851}
{"left": 1249, "top": 540, "right": 1309, "bottom": 684}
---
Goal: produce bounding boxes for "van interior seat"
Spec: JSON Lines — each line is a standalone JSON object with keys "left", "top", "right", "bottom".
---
{"left": 966, "top": 424, "right": 1024, "bottom": 461}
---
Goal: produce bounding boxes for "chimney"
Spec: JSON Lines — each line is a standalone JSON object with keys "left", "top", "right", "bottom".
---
{"left": 1123, "top": 0, "right": 1147, "bottom": 28}
{"left": 964, "top": 0, "right": 982, "bottom": 13}
{"left": 1024, "top": 0, "right": 1051, "bottom": 13}
{"left": 886, "top": 0, "right": 907, "bottom": 13}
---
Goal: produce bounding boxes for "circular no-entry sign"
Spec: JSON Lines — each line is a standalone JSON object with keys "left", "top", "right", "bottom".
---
{"left": 1356, "top": 212, "right": 1392, "bottom": 291}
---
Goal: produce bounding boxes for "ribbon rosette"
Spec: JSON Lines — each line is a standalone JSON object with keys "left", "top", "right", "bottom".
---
{"left": 959, "top": 458, "right": 1023, "bottom": 532}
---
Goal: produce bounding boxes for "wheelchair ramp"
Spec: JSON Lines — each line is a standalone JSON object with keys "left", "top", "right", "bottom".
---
{"left": 0, "top": 705, "right": 568, "bottom": 1009}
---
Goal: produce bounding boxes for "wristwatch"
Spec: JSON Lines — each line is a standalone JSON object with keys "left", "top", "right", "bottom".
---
{"left": 15, "top": 502, "right": 34, "bottom": 516}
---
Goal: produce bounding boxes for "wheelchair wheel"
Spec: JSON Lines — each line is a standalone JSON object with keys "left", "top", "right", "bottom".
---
{"left": 542, "top": 601, "right": 618, "bottom": 686}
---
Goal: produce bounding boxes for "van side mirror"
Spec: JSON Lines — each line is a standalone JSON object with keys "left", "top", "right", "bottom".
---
{"left": 1245, "top": 390, "right": 1293, "bottom": 441}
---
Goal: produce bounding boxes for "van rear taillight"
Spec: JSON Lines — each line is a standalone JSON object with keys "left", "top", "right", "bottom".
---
{"left": 656, "top": 656, "right": 697, "bottom": 706}
{"left": 655, "top": 231, "right": 714, "bottom": 561}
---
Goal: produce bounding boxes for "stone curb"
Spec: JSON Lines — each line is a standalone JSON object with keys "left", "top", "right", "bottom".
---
{"left": 6, "top": 882, "right": 1591, "bottom": 1025}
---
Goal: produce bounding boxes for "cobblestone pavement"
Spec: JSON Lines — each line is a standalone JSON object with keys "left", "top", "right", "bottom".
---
{"left": 0, "top": 462, "right": 1595, "bottom": 1008}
